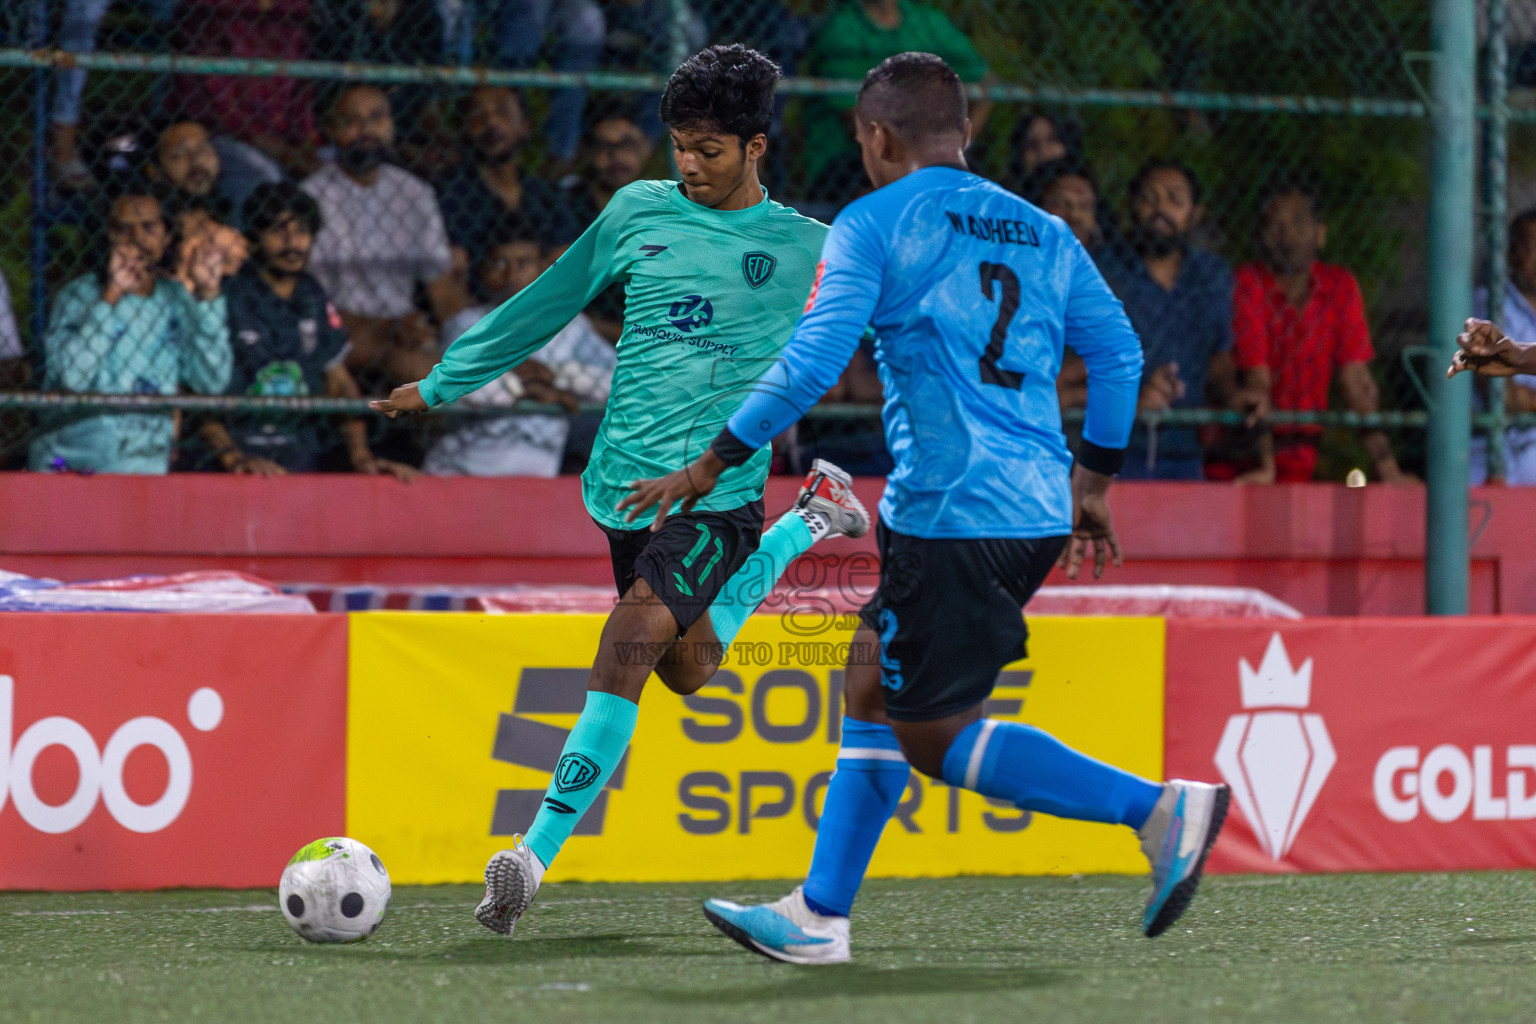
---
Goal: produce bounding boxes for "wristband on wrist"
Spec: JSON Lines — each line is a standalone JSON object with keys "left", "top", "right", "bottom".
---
{"left": 708, "top": 426, "right": 759, "bottom": 468}
{"left": 1077, "top": 441, "right": 1125, "bottom": 477}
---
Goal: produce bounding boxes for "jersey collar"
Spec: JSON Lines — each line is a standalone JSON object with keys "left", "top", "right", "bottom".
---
{"left": 666, "top": 182, "right": 773, "bottom": 223}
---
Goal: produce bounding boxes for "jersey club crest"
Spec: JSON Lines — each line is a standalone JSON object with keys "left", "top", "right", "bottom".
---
{"left": 742, "top": 251, "right": 777, "bottom": 289}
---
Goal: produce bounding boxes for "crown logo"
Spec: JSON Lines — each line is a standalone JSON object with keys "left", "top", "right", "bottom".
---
{"left": 1216, "top": 631, "right": 1335, "bottom": 860}
{"left": 1239, "top": 633, "right": 1312, "bottom": 709}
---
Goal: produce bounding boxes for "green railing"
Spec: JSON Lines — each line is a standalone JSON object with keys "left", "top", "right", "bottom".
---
{"left": 1, "top": 0, "right": 1521, "bottom": 609}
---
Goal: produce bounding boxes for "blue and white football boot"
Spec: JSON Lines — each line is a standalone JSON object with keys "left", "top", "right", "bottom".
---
{"left": 703, "top": 887, "right": 851, "bottom": 964}
{"left": 1138, "top": 780, "right": 1230, "bottom": 938}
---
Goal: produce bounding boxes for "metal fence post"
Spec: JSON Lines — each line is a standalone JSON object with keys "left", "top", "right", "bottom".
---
{"left": 1425, "top": 0, "right": 1476, "bottom": 614}
{"left": 1486, "top": 0, "right": 1509, "bottom": 480}
{"left": 29, "top": 0, "right": 49, "bottom": 346}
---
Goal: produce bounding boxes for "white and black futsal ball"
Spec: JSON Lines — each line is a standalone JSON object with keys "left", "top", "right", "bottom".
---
{"left": 279, "top": 837, "right": 391, "bottom": 943}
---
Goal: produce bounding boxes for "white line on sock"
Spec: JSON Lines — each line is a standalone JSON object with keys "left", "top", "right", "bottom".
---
{"left": 837, "top": 747, "right": 908, "bottom": 762}
{"left": 964, "top": 719, "right": 1000, "bottom": 790}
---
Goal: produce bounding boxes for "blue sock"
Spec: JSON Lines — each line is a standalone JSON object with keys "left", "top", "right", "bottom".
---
{"left": 707, "top": 512, "right": 816, "bottom": 649}
{"left": 524, "top": 691, "right": 639, "bottom": 869}
{"left": 940, "top": 719, "right": 1162, "bottom": 829}
{"left": 801, "top": 718, "right": 909, "bottom": 918}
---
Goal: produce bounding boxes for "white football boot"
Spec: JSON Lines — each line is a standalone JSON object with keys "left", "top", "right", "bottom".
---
{"left": 474, "top": 835, "right": 545, "bottom": 936}
{"left": 703, "top": 887, "right": 851, "bottom": 964}
{"left": 1138, "top": 780, "right": 1230, "bottom": 937}
{"left": 793, "top": 459, "right": 870, "bottom": 538}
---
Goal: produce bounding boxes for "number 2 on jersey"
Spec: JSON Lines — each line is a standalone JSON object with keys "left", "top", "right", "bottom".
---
{"left": 977, "top": 262, "right": 1023, "bottom": 390}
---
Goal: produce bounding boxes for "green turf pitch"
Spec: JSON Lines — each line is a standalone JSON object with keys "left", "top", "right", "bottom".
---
{"left": 3, "top": 873, "right": 1536, "bottom": 1023}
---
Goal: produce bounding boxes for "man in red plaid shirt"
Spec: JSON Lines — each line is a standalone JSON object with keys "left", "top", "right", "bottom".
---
{"left": 1225, "top": 180, "right": 1411, "bottom": 484}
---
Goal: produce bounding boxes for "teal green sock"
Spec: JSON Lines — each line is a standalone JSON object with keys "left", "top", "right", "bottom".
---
{"left": 524, "top": 691, "right": 639, "bottom": 869}
{"left": 707, "top": 512, "right": 816, "bottom": 647}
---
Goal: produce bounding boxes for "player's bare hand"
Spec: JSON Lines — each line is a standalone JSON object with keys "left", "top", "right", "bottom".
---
{"left": 370, "top": 382, "right": 429, "bottom": 418}
{"left": 1059, "top": 465, "right": 1123, "bottom": 580}
{"left": 1448, "top": 318, "right": 1535, "bottom": 378}
{"left": 105, "top": 243, "right": 149, "bottom": 303}
{"left": 617, "top": 451, "right": 727, "bottom": 532}
{"left": 183, "top": 233, "right": 226, "bottom": 301}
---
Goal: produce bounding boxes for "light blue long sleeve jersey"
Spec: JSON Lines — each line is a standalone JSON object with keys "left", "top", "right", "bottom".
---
{"left": 725, "top": 165, "right": 1144, "bottom": 539}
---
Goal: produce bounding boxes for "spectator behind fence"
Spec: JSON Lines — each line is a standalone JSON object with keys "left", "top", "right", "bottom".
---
{"left": 0, "top": 270, "right": 25, "bottom": 388}
{"left": 802, "top": 0, "right": 991, "bottom": 200}
{"left": 1021, "top": 159, "right": 1103, "bottom": 420}
{"left": 176, "top": 0, "right": 318, "bottom": 176}
{"left": 425, "top": 215, "right": 615, "bottom": 477}
{"left": 199, "top": 183, "right": 417, "bottom": 479}
{"left": 1472, "top": 209, "right": 1536, "bottom": 484}
{"left": 1005, "top": 112, "right": 1083, "bottom": 189}
{"left": 48, "top": 0, "right": 179, "bottom": 192}
{"left": 482, "top": 0, "right": 606, "bottom": 163}
{"left": 557, "top": 113, "right": 655, "bottom": 233}
{"left": 29, "top": 186, "right": 231, "bottom": 474}
{"left": 437, "top": 87, "right": 571, "bottom": 280}
{"left": 556, "top": 111, "right": 652, "bottom": 339}
{"left": 695, "top": 0, "right": 806, "bottom": 191}
{"left": 303, "top": 86, "right": 463, "bottom": 387}
{"left": 1226, "top": 180, "right": 1410, "bottom": 484}
{"left": 144, "top": 120, "right": 280, "bottom": 228}
{"left": 165, "top": 193, "right": 248, "bottom": 299}
{"left": 602, "top": 0, "right": 706, "bottom": 143}
{"left": 1026, "top": 158, "right": 1102, "bottom": 253}
{"left": 147, "top": 125, "right": 250, "bottom": 294}
{"left": 145, "top": 122, "right": 229, "bottom": 217}
{"left": 1100, "top": 159, "right": 1241, "bottom": 480}
{"left": 311, "top": 0, "right": 445, "bottom": 138}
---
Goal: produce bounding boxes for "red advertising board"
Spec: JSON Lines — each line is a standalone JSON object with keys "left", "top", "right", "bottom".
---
{"left": 0, "top": 614, "right": 346, "bottom": 890}
{"left": 1166, "top": 619, "right": 1536, "bottom": 873}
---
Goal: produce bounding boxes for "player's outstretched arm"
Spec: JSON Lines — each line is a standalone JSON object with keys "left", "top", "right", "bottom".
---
{"left": 1448, "top": 318, "right": 1536, "bottom": 378}
{"left": 382, "top": 199, "right": 631, "bottom": 414}
{"left": 1059, "top": 463, "right": 1122, "bottom": 580}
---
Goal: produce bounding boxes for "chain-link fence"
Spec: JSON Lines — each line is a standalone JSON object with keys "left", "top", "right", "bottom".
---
{"left": 0, "top": 0, "right": 1512, "bottom": 481}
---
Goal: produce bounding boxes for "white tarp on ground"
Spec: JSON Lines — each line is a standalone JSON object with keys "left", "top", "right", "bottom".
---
{"left": 0, "top": 570, "right": 315, "bottom": 614}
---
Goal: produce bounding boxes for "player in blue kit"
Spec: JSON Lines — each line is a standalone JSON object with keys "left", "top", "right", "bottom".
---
{"left": 619, "top": 52, "right": 1231, "bottom": 964}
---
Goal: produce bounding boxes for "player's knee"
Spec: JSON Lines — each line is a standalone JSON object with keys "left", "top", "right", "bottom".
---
{"left": 655, "top": 659, "right": 716, "bottom": 696}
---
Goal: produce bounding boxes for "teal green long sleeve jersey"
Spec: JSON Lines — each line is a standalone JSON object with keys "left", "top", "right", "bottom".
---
{"left": 418, "top": 180, "right": 829, "bottom": 528}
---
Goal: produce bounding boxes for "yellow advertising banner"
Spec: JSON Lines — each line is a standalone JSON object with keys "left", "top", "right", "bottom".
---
{"left": 347, "top": 613, "right": 1164, "bottom": 884}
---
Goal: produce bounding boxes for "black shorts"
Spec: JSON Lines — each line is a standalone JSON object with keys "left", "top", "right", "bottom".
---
{"left": 598, "top": 500, "right": 764, "bottom": 634}
{"left": 859, "top": 523, "right": 1067, "bottom": 722}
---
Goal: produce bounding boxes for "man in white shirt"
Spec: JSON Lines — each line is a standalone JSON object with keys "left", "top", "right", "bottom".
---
{"left": 302, "top": 85, "right": 466, "bottom": 387}
{"left": 425, "top": 217, "right": 615, "bottom": 477}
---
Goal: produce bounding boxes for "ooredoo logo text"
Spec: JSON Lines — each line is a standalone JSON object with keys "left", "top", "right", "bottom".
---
{"left": 0, "top": 675, "right": 223, "bottom": 834}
